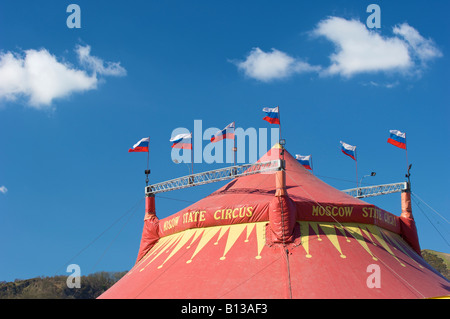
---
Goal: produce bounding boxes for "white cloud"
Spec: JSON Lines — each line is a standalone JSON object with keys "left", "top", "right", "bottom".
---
{"left": 313, "top": 17, "right": 412, "bottom": 77}
{"left": 76, "top": 45, "right": 126, "bottom": 76}
{"left": 234, "top": 17, "right": 442, "bottom": 82}
{"left": 235, "top": 47, "right": 320, "bottom": 82}
{"left": 362, "top": 80, "right": 399, "bottom": 89}
{"left": 0, "top": 49, "right": 97, "bottom": 108}
{"left": 0, "top": 186, "right": 7, "bottom": 194}
{"left": 393, "top": 23, "right": 443, "bottom": 63}
{"left": 0, "top": 44, "right": 126, "bottom": 109}
{"left": 313, "top": 17, "right": 442, "bottom": 77}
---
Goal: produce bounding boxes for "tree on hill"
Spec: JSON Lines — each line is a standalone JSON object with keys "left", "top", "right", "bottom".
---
{"left": 421, "top": 250, "right": 450, "bottom": 280}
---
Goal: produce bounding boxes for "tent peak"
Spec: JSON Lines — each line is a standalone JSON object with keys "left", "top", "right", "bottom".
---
{"left": 271, "top": 142, "right": 283, "bottom": 150}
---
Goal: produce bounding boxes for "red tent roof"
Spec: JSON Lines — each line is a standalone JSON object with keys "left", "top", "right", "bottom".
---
{"left": 100, "top": 145, "right": 449, "bottom": 299}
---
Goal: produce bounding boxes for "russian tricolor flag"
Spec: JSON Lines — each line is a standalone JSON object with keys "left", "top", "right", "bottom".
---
{"left": 387, "top": 130, "right": 406, "bottom": 149}
{"left": 170, "top": 133, "right": 192, "bottom": 149}
{"left": 340, "top": 141, "right": 357, "bottom": 161}
{"left": 211, "top": 122, "right": 235, "bottom": 143}
{"left": 296, "top": 155, "right": 312, "bottom": 170}
{"left": 128, "top": 137, "right": 149, "bottom": 153}
{"left": 262, "top": 106, "right": 280, "bottom": 125}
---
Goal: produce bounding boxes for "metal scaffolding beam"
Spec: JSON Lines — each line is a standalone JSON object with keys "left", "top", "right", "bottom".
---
{"left": 342, "top": 182, "right": 408, "bottom": 199}
{"left": 145, "top": 160, "right": 282, "bottom": 195}
{"left": 145, "top": 159, "right": 406, "bottom": 199}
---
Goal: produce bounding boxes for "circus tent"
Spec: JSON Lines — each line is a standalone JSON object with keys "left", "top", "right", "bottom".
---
{"left": 99, "top": 144, "right": 449, "bottom": 299}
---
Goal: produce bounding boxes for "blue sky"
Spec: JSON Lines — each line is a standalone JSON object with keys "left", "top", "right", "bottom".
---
{"left": 0, "top": 1, "right": 449, "bottom": 282}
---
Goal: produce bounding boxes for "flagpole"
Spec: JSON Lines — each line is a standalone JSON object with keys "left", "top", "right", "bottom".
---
{"left": 147, "top": 138, "right": 150, "bottom": 171}
{"left": 232, "top": 122, "right": 236, "bottom": 168}
{"left": 405, "top": 135, "right": 409, "bottom": 175}
{"left": 278, "top": 106, "right": 282, "bottom": 146}
{"left": 146, "top": 137, "right": 150, "bottom": 186}
{"left": 311, "top": 155, "right": 314, "bottom": 173}
{"left": 278, "top": 106, "right": 285, "bottom": 164}
{"left": 355, "top": 150, "right": 358, "bottom": 189}
{"left": 233, "top": 131, "right": 236, "bottom": 167}
{"left": 191, "top": 131, "right": 194, "bottom": 176}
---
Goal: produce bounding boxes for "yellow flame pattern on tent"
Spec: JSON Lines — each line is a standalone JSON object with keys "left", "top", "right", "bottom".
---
{"left": 127, "top": 221, "right": 423, "bottom": 276}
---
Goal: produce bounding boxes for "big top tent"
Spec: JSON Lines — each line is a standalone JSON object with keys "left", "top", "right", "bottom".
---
{"left": 99, "top": 144, "right": 449, "bottom": 299}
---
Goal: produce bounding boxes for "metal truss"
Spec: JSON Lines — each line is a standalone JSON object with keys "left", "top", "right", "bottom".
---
{"left": 145, "top": 160, "right": 282, "bottom": 195}
{"left": 146, "top": 159, "right": 406, "bottom": 199}
{"left": 342, "top": 182, "right": 408, "bottom": 199}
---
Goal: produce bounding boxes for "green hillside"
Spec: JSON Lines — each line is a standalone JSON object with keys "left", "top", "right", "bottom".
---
{"left": 422, "top": 249, "right": 450, "bottom": 280}
{"left": 0, "top": 271, "right": 126, "bottom": 299}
